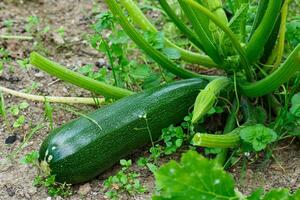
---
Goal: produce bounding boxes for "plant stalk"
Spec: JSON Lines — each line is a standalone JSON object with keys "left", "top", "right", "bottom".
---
{"left": 0, "top": 85, "right": 105, "bottom": 105}
{"left": 118, "top": 0, "right": 217, "bottom": 67}
{"left": 30, "top": 52, "right": 134, "bottom": 99}
{"left": 240, "top": 44, "right": 300, "bottom": 97}
{"left": 0, "top": 35, "right": 33, "bottom": 40}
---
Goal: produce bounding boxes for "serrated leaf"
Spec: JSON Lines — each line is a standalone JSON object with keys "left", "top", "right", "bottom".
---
{"left": 153, "top": 150, "right": 239, "bottom": 200}
{"left": 240, "top": 124, "right": 277, "bottom": 152}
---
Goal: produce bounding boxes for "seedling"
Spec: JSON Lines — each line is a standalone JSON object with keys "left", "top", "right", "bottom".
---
{"left": 103, "top": 159, "right": 146, "bottom": 199}
{"left": 21, "top": 151, "right": 72, "bottom": 198}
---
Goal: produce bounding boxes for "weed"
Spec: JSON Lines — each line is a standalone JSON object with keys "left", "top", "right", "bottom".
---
{"left": 44, "top": 99, "right": 53, "bottom": 130}
{"left": 17, "top": 58, "right": 31, "bottom": 70}
{"left": 21, "top": 151, "right": 73, "bottom": 198}
{"left": 103, "top": 159, "right": 146, "bottom": 199}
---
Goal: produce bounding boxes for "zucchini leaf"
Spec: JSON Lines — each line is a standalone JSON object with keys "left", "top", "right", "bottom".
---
{"left": 256, "top": 189, "right": 300, "bottom": 200}
{"left": 153, "top": 150, "right": 240, "bottom": 200}
{"left": 153, "top": 151, "right": 299, "bottom": 200}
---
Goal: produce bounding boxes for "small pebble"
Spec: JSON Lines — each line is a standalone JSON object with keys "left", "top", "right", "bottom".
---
{"left": 6, "top": 187, "right": 15, "bottom": 197}
{"left": 34, "top": 72, "right": 44, "bottom": 78}
{"left": 78, "top": 183, "right": 91, "bottom": 195}
{"left": 5, "top": 135, "right": 17, "bottom": 144}
{"left": 95, "top": 58, "right": 106, "bottom": 68}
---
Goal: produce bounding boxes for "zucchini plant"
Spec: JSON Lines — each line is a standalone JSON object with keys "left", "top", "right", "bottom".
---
{"left": 14, "top": 0, "right": 298, "bottom": 195}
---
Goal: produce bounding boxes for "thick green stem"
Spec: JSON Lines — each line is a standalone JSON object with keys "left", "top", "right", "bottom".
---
{"left": 248, "top": 0, "right": 269, "bottom": 39}
{"left": 158, "top": 0, "right": 204, "bottom": 50}
{"left": 30, "top": 52, "right": 134, "bottom": 99}
{"left": 240, "top": 44, "right": 300, "bottom": 97}
{"left": 105, "top": 0, "right": 218, "bottom": 80}
{"left": 192, "top": 132, "right": 240, "bottom": 148}
{"left": 118, "top": 0, "right": 217, "bottom": 67}
{"left": 178, "top": 0, "right": 223, "bottom": 65}
{"left": 215, "top": 99, "right": 238, "bottom": 165}
{"left": 245, "top": 0, "right": 282, "bottom": 64}
{"left": 183, "top": 0, "right": 252, "bottom": 81}
{"left": 273, "top": 0, "right": 290, "bottom": 68}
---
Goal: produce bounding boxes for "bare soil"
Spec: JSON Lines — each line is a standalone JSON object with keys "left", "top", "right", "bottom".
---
{"left": 0, "top": 0, "right": 299, "bottom": 199}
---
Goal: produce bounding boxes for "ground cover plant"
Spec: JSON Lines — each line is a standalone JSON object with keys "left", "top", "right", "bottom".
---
{"left": 0, "top": 0, "right": 299, "bottom": 199}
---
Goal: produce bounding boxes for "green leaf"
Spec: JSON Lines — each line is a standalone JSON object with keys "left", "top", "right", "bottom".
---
{"left": 19, "top": 101, "right": 29, "bottom": 110}
{"left": 20, "top": 151, "right": 39, "bottom": 164}
{"left": 13, "top": 115, "right": 25, "bottom": 128}
{"left": 146, "top": 163, "right": 158, "bottom": 173}
{"left": 247, "top": 188, "right": 300, "bottom": 200}
{"left": 153, "top": 150, "right": 239, "bottom": 200}
{"left": 240, "top": 124, "right": 277, "bottom": 152}
{"left": 162, "top": 48, "right": 181, "bottom": 60}
{"left": 10, "top": 106, "right": 20, "bottom": 116}
{"left": 131, "top": 65, "right": 151, "bottom": 80}
{"left": 290, "top": 93, "right": 300, "bottom": 117}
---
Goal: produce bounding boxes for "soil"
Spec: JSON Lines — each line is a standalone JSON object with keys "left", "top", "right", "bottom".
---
{"left": 0, "top": 0, "right": 299, "bottom": 200}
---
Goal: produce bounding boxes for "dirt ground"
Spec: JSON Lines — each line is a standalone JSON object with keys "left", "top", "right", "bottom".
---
{"left": 0, "top": 0, "right": 299, "bottom": 199}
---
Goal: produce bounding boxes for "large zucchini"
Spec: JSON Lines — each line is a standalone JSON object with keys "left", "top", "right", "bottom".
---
{"left": 39, "top": 78, "right": 207, "bottom": 184}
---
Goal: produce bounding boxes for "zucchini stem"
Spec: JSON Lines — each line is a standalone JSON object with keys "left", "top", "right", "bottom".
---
{"left": 192, "top": 132, "right": 240, "bottom": 148}
{"left": 240, "top": 44, "right": 300, "bottom": 97}
{"left": 118, "top": 0, "right": 217, "bottom": 67}
{"left": 30, "top": 52, "right": 134, "bottom": 99}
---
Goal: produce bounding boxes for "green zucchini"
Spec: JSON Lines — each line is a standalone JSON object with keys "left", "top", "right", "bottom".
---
{"left": 39, "top": 78, "right": 207, "bottom": 184}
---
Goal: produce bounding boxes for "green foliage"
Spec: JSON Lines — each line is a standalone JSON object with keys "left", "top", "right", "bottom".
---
{"left": 290, "top": 92, "right": 300, "bottom": 117}
{"left": 286, "top": 16, "right": 300, "bottom": 51}
{"left": 44, "top": 99, "right": 53, "bottom": 130}
{"left": 21, "top": 151, "right": 72, "bottom": 197}
{"left": 25, "top": 15, "right": 40, "bottom": 33}
{"left": 13, "top": 115, "right": 25, "bottom": 128}
{"left": 161, "top": 125, "right": 184, "bottom": 155}
{"left": 103, "top": 159, "right": 146, "bottom": 199}
{"left": 17, "top": 58, "right": 31, "bottom": 70}
{"left": 93, "top": 11, "right": 115, "bottom": 33}
{"left": 20, "top": 151, "right": 39, "bottom": 165}
{"left": 79, "top": 64, "right": 107, "bottom": 81}
{"left": 0, "top": 48, "right": 11, "bottom": 75}
{"left": 89, "top": 10, "right": 163, "bottom": 90}
{"left": 33, "top": 175, "right": 72, "bottom": 198}
{"left": 153, "top": 150, "right": 239, "bottom": 199}
{"left": 153, "top": 150, "right": 300, "bottom": 200}
{"left": 9, "top": 101, "right": 29, "bottom": 116}
{"left": 240, "top": 124, "right": 277, "bottom": 152}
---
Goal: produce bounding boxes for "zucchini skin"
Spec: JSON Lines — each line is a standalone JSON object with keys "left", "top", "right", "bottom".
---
{"left": 39, "top": 78, "right": 207, "bottom": 184}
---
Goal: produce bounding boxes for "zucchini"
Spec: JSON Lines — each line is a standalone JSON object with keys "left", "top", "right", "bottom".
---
{"left": 39, "top": 78, "right": 207, "bottom": 184}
